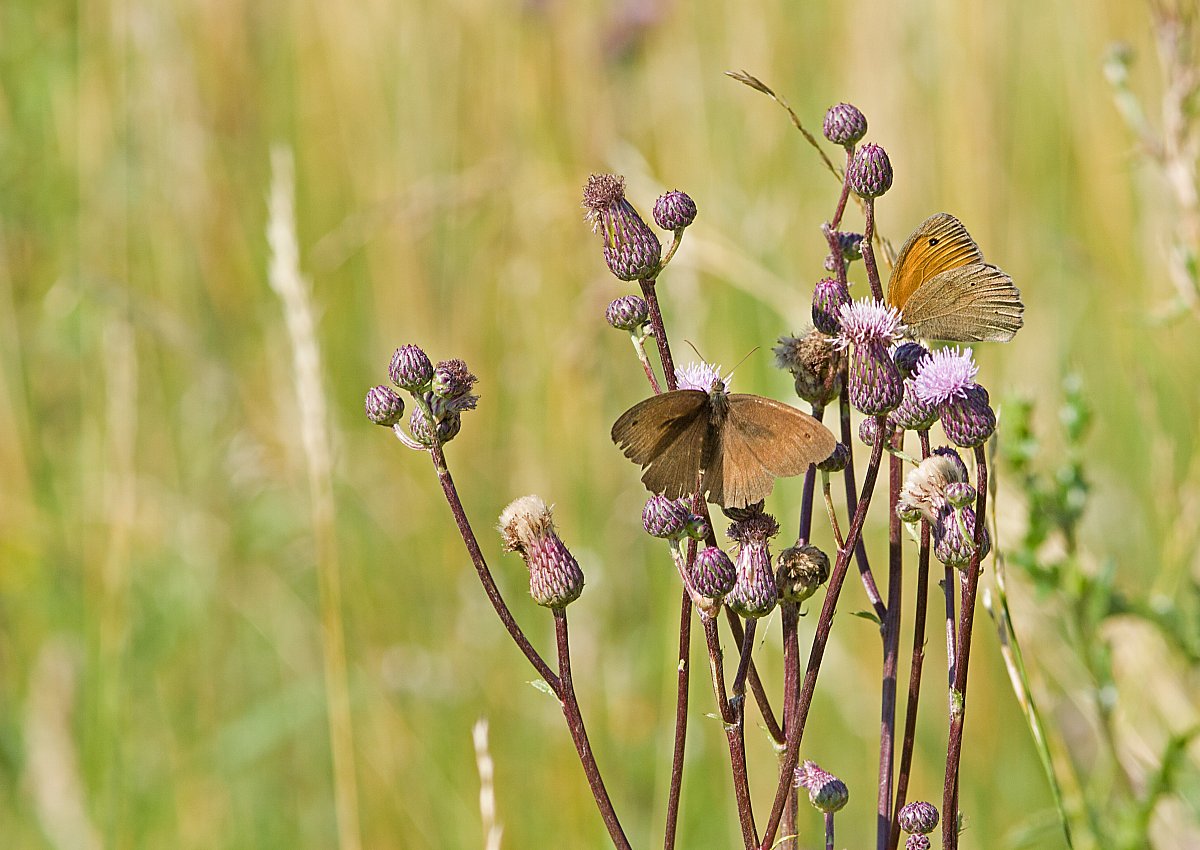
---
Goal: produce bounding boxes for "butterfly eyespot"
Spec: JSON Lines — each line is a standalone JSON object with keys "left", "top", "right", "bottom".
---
{"left": 928, "top": 237, "right": 939, "bottom": 246}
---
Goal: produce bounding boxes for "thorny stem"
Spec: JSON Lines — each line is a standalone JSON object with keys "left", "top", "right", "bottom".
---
{"left": 941, "top": 445, "right": 989, "bottom": 850}
{"left": 427, "top": 440, "right": 559, "bottom": 690}
{"left": 703, "top": 617, "right": 759, "bottom": 849}
{"left": 889, "top": 430, "right": 933, "bottom": 850}
{"left": 876, "top": 446, "right": 904, "bottom": 850}
{"left": 861, "top": 198, "right": 886, "bottom": 302}
{"left": 760, "top": 424, "right": 889, "bottom": 850}
{"left": 555, "top": 612, "right": 633, "bottom": 850}
{"left": 840, "top": 386, "right": 887, "bottom": 620}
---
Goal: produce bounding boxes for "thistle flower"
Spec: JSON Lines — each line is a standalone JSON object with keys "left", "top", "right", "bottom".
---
{"left": 823, "top": 103, "right": 868, "bottom": 147}
{"left": 794, "top": 761, "right": 849, "bottom": 813}
{"left": 675, "top": 361, "right": 724, "bottom": 392}
{"left": 892, "top": 341, "right": 931, "bottom": 379}
{"left": 390, "top": 344, "right": 433, "bottom": 391}
{"left": 838, "top": 299, "right": 904, "bottom": 415}
{"left": 642, "top": 495, "right": 691, "bottom": 539}
{"left": 905, "top": 836, "right": 932, "bottom": 850}
{"left": 364, "top": 385, "right": 405, "bottom": 426}
{"left": 432, "top": 358, "right": 477, "bottom": 401}
{"left": 848, "top": 142, "right": 893, "bottom": 198}
{"left": 835, "top": 231, "right": 864, "bottom": 262}
{"left": 945, "top": 481, "right": 977, "bottom": 509}
{"left": 913, "top": 347, "right": 997, "bottom": 447}
{"left": 889, "top": 381, "right": 939, "bottom": 432}
{"left": 725, "top": 512, "right": 781, "bottom": 618}
{"left": 897, "top": 447, "right": 970, "bottom": 523}
{"left": 498, "top": 495, "right": 585, "bottom": 609}
{"left": 812, "top": 277, "right": 851, "bottom": 336}
{"left": 652, "top": 190, "right": 698, "bottom": 231}
{"left": 776, "top": 543, "right": 830, "bottom": 603}
{"left": 684, "top": 513, "right": 711, "bottom": 541}
{"left": 582, "top": 173, "right": 661, "bottom": 281}
{"left": 898, "top": 800, "right": 940, "bottom": 835}
{"left": 692, "top": 546, "right": 736, "bottom": 600}
{"left": 409, "top": 401, "right": 462, "bottom": 446}
{"left": 773, "top": 329, "right": 844, "bottom": 406}
{"left": 605, "top": 295, "right": 650, "bottom": 332}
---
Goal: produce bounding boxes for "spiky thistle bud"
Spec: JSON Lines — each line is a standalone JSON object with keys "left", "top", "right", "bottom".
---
{"left": 642, "top": 495, "right": 691, "bottom": 539}
{"left": 432, "top": 359, "right": 477, "bottom": 401}
{"left": 408, "top": 400, "right": 462, "bottom": 446}
{"left": 774, "top": 329, "right": 845, "bottom": 406}
{"left": 848, "top": 142, "right": 893, "bottom": 198}
{"left": 837, "top": 299, "right": 904, "bottom": 415}
{"left": 582, "top": 174, "right": 661, "bottom": 281}
{"left": 817, "top": 443, "right": 850, "bottom": 473}
{"left": 905, "top": 836, "right": 932, "bottom": 850}
{"left": 889, "top": 381, "right": 939, "bottom": 432}
{"left": 812, "top": 277, "right": 851, "bottom": 336}
{"left": 912, "top": 347, "right": 995, "bottom": 447}
{"left": 823, "top": 103, "right": 868, "bottom": 147}
{"left": 945, "top": 481, "right": 977, "bottom": 509}
{"left": 725, "top": 512, "right": 781, "bottom": 618}
{"left": 692, "top": 546, "right": 736, "bottom": 600}
{"left": 776, "top": 544, "right": 830, "bottom": 603}
{"left": 605, "top": 295, "right": 650, "bottom": 332}
{"left": 390, "top": 344, "right": 433, "bottom": 391}
{"left": 365, "top": 385, "right": 405, "bottom": 426}
{"left": 933, "top": 505, "right": 991, "bottom": 570}
{"left": 498, "top": 496, "right": 584, "bottom": 609}
{"left": 898, "top": 800, "right": 940, "bottom": 835}
{"left": 653, "top": 190, "right": 697, "bottom": 230}
{"left": 684, "top": 513, "right": 711, "bottom": 541}
{"left": 794, "top": 761, "right": 849, "bottom": 813}
{"left": 939, "top": 385, "right": 997, "bottom": 448}
{"left": 893, "top": 342, "right": 930, "bottom": 378}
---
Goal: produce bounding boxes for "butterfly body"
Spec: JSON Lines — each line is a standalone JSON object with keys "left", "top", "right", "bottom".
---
{"left": 887, "top": 213, "right": 1023, "bottom": 343}
{"left": 611, "top": 380, "right": 835, "bottom": 509}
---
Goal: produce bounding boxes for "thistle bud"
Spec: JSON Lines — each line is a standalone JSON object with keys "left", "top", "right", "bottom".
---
{"left": 692, "top": 546, "right": 736, "bottom": 599}
{"left": 776, "top": 544, "right": 830, "bottom": 602}
{"left": 390, "top": 344, "right": 434, "bottom": 391}
{"left": 642, "top": 495, "right": 691, "bottom": 539}
{"left": 848, "top": 142, "right": 893, "bottom": 199}
{"left": 889, "top": 382, "right": 939, "bottom": 432}
{"left": 653, "top": 190, "right": 698, "bottom": 231}
{"left": 933, "top": 505, "right": 991, "bottom": 570}
{"left": 905, "top": 836, "right": 932, "bottom": 850}
{"left": 408, "top": 402, "right": 461, "bottom": 446}
{"left": 605, "top": 295, "right": 650, "bottom": 332}
{"left": 945, "top": 481, "right": 977, "bottom": 509}
{"left": 432, "top": 359, "right": 477, "bottom": 401}
{"left": 684, "top": 513, "right": 711, "bottom": 541}
{"left": 582, "top": 174, "right": 661, "bottom": 281}
{"left": 836, "top": 231, "right": 864, "bottom": 262}
{"left": 365, "top": 385, "right": 405, "bottom": 426}
{"left": 774, "top": 329, "right": 845, "bottom": 407}
{"left": 812, "top": 277, "right": 851, "bottom": 336}
{"left": 725, "top": 513, "right": 781, "bottom": 618}
{"left": 897, "top": 502, "right": 924, "bottom": 523}
{"left": 794, "top": 761, "right": 849, "bottom": 813}
{"left": 859, "top": 416, "right": 882, "bottom": 447}
{"left": 498, "top": 495, "right": 584, "bottom": 609}
{"left": 898, "top": 800, "right": 940, "bottom": 835}
{"left": 939, "top": 385, "right": 997, "bottom": 448}
{"left": 892, "top": 342, "right": 930, "bottom": 378}
{"left": 823, "top": 103, "right": 868, "bottom": 147}
{"left": 817, "top": 442, "right": 850, "bottom": 473}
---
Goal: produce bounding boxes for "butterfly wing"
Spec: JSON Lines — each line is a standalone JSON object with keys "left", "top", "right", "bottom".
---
{"left": 705, "top": 395, "right": 837, "bottom": 508}
{"left": 611, "top": 390, "right": 710, "bottom": 499}
{"left": 900, "top": 263, "right": 1024, "bottom": 342}
{"left": 887, "top": 213, "right": 984, "bottom": 309}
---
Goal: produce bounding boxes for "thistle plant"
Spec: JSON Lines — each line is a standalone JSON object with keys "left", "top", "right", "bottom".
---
{"left": 368, "top": 84, "right": 1028, "bottom": 850}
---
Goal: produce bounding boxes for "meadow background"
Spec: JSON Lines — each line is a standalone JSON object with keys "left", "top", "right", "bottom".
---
{"left": 2, "top": 0, "right": 1198, "bottom": 847}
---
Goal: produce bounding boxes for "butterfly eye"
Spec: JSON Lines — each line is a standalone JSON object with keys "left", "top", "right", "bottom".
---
{"left": 928, "top": 237, "right": 939, "bottom": 246}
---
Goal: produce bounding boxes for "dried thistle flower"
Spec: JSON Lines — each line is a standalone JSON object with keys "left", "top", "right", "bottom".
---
{"left": 897, "top": 448, "right": 970, "bottom": 523}
{"left": 774, "top": 329, "right": 844, "bottom": 406}
{"left": 432, "top": 358, "right": 477, "bottom": 401}
{"left": 725, "top": 512, "right": 781, "bottom": 618}
{"left": 498, "top": 495, "right": 584, "bottom": 609}
{"left": 776, "top": 544, "right": 830, "bottom": 603}
{"left": 582, "top": 173, "right": 661, "bottom": 281}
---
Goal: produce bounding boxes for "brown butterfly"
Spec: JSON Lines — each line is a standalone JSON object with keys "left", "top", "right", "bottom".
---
{"left": 611, "top": 377, "right": 837, "bottom": 509}
{"left": 887, "top": 213, "right": 1023, "bottom": 342}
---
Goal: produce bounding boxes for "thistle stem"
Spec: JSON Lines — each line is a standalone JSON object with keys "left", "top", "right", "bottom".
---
{"left": 941, "top": 445, "right": 990, "bottom": 850}
{"left": 555, "top": 611, "right": 632, "bottom": 850}
{"left": 663, "top": 590, "right": 691, "bottom": 850}
{"left": 780, "top": 602, "right": 801, "bottom": 850}
{"left": 861, "top": 198, "right": 885, "bottom": 301}
{"left": 759, "top": 423, "right": 889, "bottom": 849}
{"left": 640, "top": 278, "right": 678, "bottom": 389}
{"left": 831, "top": 146, "right": 855, "bottom": 230}
{"left": 840, "top": 386, "right": 887, "bottom": 620}
{"left": 876, "top": 446, "right": 904, "bottom": 850}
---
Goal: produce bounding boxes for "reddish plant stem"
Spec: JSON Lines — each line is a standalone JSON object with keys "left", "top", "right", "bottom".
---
{"left": 663, "top": 589, "right": 691, "bottom": 850}
{"left": 860, "top": 198, "right": 885, "bottom": 302}
{"left": 428, "top": 441, "right": 559, "bottom": 689}
{"left": 725, "top": 609, "right": 784, "bottom": 744}
{"left": 640, "top": 278, "right": 678, "bottom": 388}
{"left": 759, "top": 425, "right": 889, "bottom": 850}
{"left": 780, "top": 602, "right": 801, "bottom": 850}
{"left": 731, "top": 618, "right": 757, "bottom": 700}
{"left": 876, "top": 446, "right": 904, "bottom": 850}
{"left": 941, "top": 445, "right": 989, "bottom": 850}
{"left": 825, "top": 811, "right": 836, "bottom": 850}
{"left": 830, "top": 147, "right": 856, "bottom": 230}
{"left": 839, "top": 387, "right": 887, "bottom": 620}
{"left": 555, "top": 611, "right": 633, "bottom": 850}
{"left": 702, "top": 616, "right": 759, "bottom": 849}
{"left": 888, "top": 430, "right": 933, "bottom": 850}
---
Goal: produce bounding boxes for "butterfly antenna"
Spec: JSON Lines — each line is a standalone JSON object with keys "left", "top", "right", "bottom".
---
{"left": 725, "top": 347, "right": 761, "bottom": 382}
{"left": 683, "top": 339, "right": 707, "bottom": 362}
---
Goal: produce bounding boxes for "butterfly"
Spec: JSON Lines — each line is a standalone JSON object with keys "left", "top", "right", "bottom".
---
{"left": 611, "top": 377, "right": 837, "bottom": 509}
{"left": 886, "top": 213, "right": 1023, "bottom": 342}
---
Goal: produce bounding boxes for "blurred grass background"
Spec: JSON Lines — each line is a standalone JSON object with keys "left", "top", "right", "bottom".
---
{"left": 1, "top": 0, "right": 1198, "bottom": 848}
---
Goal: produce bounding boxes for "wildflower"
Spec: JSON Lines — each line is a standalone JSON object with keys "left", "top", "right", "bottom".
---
{"left": 652, "top": 190, "right": 698, "bottom": 231}
{"left": 675, "top": 361, "right": 724, "bottom": 392}
{"left": 498, "top": 496, "right": 585, "bottom": 609}
{"left": 432, "top": 359, "right": 477, "bottom": 401}
{"left": 725, "top": 510, "right": 781, "bottom": 618}
{"left": 605, "top": 295, "right": 650, "bottom": 332}
{"left": 913, "top": 348, "right": 996, "bottom": 447}
{"left": 838, "top": 299, "right": 904, "bottom": 415}
{"left": 390, "top": 344, "right": 434, "bottom": 391}
{"left": 774, "top": 329, "right": 844, "bottom": 406}
{"left": 823, "top": 103, "right": 868, "bottom": 148}
{"left": 582, "top": 174, "right": 661, "bottom": 281}
{"left": 364, "top": 385, "right": 405, "bottom": 426}
{"left": 794, "top": 761, "right": 849, "bottom": 813}
{"left": 848, "top": 142, "right": 893, "bottom": 198}
{"left": 776, "top": 544, "right": 830, "bottom": 603}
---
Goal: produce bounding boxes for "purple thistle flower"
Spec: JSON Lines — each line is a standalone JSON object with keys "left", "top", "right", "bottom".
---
{"left": 675, "top": 361, "right": 725, "bottom": 392}
{"left": 725, "top": 513, "right": 781, "bottom": 618}
{"left": 848, "top": 142, "right": 893, "bottom": 198}
{"left": 940, "top": 384, "right": 997, "bottom": 447}
{"left": 898, "top": 800, "right": 940, "bottom": 835}
{"left": 813, "top": 277, "right": 852, "bottom": 335}
{"left": 653, "top": 190, "right": 698, "bottom": 230}
{"left": 912, "top": 347, "right": 979, "bottom": 405}
{"left": 642, "top": 495, "right": 691, "bottom": 539}
{"left": 605, "top": 295, "right": 650, "bottom": 331}
{"left": 692, "top": 546, "right": 736, "bottom": 600}
{"left": 836, "top": 299, "right": 904, "bottom": 348}
{"left": 582, "top": 174, "right": 661, "bottom": 281}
